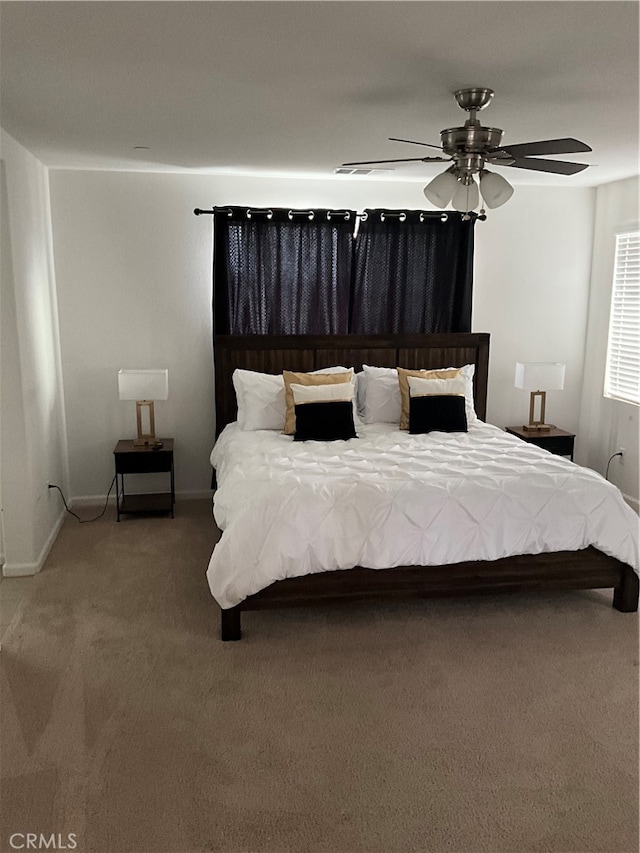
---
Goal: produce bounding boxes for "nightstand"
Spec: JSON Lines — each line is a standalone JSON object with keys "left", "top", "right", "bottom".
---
{"left": 505, "top": 426, "right": 575, "bottom": 460}
{"left": 114, "top": 439, "right": 175, "bottom": 520}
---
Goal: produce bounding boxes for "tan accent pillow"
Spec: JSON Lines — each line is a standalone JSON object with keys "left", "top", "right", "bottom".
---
{"left": 397, "top": 367, "right": 460, "bottom": 429}
{"left": 283, "top": 371, "right": 352, "bottom": 435}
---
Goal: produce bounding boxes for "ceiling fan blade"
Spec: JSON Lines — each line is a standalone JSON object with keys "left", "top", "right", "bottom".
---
{"left": 497, "top": 157, "right": 590, "bottom": 175}
{"left": 492, "top": 137, "right": 592, "bottom": 158}
{"left": 341, "top": 156, "right": 449, "bottom": 166}
{"left": 388, "top": 137, "right": 444, "bottom": 150}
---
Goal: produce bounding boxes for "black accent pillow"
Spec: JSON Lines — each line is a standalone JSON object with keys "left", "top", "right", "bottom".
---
{"left": 409, "top": 395, "right": 468, "bottom": 434}
{"left": 294, "top": 401, "right": 357, "bottom": 441}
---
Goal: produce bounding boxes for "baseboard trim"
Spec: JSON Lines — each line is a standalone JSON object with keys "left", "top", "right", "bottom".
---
{"left": 177, "top": 490, "right": 215, "bottom": 500}
{"left": 71, "top": 494, "right": 116, "bottom": 508}
{"left": 71, "top": 490, "right": 213, "bottom": 507}
{"left": 2, "top": 509, "right": 66, "bottom": 577}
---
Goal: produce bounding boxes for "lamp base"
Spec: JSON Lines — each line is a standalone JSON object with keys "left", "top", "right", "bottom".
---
{"left": 134, "top": 401, "right": 161, "bottom": 447}
{"left": 523, "top": 390, "right": 553, "bottom": 432}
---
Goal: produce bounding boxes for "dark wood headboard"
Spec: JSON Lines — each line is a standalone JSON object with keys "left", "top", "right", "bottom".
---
{"left": 214, "top": 333, "right": 490, "bottom": 435}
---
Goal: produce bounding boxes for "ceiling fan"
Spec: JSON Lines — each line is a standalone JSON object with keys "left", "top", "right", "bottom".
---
{"left": 342, "top": 87, "right": 592, "bottom": 216}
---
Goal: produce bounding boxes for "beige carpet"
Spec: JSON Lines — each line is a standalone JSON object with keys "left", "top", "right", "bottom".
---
{"left": 1, "top": 499, "right": 638, "bottom": 853}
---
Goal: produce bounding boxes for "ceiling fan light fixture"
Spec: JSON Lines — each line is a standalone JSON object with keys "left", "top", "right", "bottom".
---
{"left": 479, "top": 169, "right": 514, "bottom": 209}
{"left": 423, "top": 167, "right": 458, "bottom": 208}
{"left": 452, "top": 176, "right": 480, "bottom": 213}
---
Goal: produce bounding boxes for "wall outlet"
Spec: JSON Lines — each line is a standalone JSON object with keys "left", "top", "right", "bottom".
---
{"left": 617, "top": 447, "right": 625, "bottom": 464}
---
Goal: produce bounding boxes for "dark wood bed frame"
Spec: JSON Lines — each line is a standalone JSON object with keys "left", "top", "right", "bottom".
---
{"left": 213, "top": 332, "right": 638, "bottom": 640}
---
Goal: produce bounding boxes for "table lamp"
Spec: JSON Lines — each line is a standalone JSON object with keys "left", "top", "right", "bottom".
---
{"left": 118, "top": 369, "right": 168, "bottom": 446}
{"left": 514, "top": 362, "right": 565, "bottom": 431}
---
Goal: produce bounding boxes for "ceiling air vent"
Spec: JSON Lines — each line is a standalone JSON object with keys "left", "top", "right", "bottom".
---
{"left": 334, "top": 167, "right": 392, "bottom": 176}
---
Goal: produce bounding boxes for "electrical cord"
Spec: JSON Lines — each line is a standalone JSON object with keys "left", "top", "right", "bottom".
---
{"left": 605, "top": 451, "right": 623, "bottom": 481}
{"left": 48, "top": 476, "right": 116, "bottom": 523}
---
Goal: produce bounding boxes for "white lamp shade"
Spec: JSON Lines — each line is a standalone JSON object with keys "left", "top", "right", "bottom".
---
{"left": 118, "top": 369, "right": 169, "bottom": 401}
{"left": 423, "top": 170, "right": 458, "bottom": 208}
{"left": 480, "top": 170, "right": 514, "bottom": 209}
{"left": 452, "top": 178, "right": 480, "bottom": 213}
{"left": 514, "top": 362, "right": 565, "bottom": 391}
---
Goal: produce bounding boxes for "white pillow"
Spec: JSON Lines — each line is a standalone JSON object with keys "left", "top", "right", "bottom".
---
{"left": 290, "top": 382, "right": 355, "bottom": 404}
{"left": 455, "top": 364, "right": 478, "bottom": 424}
{"left": 312, "top": 366, "right": 352, "bottom": 375}
{"left": 233, "top": 369, "right": 285, "bottom": 431}
{"left": 355, "top": 371, "right": 366, "bottom": 418}
{"left": 361, "top": 365, "right": 402, "bottom": 424}
{"left": 233, "top": 366, "right": 360, "bottom": 431}
{"left": 361, "top": 363, "right": 478, "bottom": 425}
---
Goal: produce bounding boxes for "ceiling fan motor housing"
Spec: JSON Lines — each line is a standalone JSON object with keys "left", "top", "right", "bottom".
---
{"left": 441, "top": 125, "right": 504, "bottom": 152}
{"left": 444, "top": 88, "right": 504, "bottom": 175}
{"left": 441, "top": 126, "right": 505, "bottom": 175}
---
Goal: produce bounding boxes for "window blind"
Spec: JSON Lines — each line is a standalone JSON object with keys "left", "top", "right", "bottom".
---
{"left": 604, "top": 230, "right": 640, "bottom": 405}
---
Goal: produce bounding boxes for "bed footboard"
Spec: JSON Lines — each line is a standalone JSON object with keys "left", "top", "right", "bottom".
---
{"left": 613, "top": 565, "right": 639, "bottom": 612}
{"left": 217, "top": 550, "right": 637, "bottom": 639}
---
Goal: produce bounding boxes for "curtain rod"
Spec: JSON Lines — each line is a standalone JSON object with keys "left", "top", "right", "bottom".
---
{"left": 195, "top": 207, "right": 357, "bottom": 220}
{"left": 193, "top": 207, "right": 460, "bottom": 221}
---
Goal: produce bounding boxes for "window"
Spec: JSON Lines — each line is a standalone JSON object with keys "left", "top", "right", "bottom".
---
{"left": 604, "top": 230, "right": 640, "bottom": 405}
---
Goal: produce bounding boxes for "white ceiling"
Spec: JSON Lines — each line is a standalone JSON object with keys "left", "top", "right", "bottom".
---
{"left": 1, "top": 1, "right": 638, "bottom": 186}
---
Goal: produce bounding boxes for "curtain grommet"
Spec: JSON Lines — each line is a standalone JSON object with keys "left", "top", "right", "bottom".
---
{"left": 246, "top": 208, "right": 274, "bottom": 220}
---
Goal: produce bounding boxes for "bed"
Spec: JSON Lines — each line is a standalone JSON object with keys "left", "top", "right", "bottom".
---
{"left": 208, "top": 332, "right": 639, "bottom": 640}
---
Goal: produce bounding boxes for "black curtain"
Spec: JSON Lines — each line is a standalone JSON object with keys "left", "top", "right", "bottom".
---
{"left": 350, "top": 210, "right": 475, "bottom": 334}
{"left": 212, "top": 206, "right": 476, "bottom": 336}
{"left": 213, "top": 207, "right": 356, "bottom": 335}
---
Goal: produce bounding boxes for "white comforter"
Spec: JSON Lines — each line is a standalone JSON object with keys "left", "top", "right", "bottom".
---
{"left": 206, "top": 422, "right": 639, "bottom": 609}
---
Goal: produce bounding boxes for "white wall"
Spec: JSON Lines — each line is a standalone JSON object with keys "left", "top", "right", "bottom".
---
{"left": 48, "top": 170, "right": 596, "bottom": 499}
{"left": 579, "top": 176, "right": 639, "bottom": 506}
{"left": 0, "top": 130, "right": 68, "bottom": 575}
{"left": 474, "top": 186, "right": 596, "bottom": 432}
{"left": 49, "top": 171, "right": 216, "bottom": 500}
